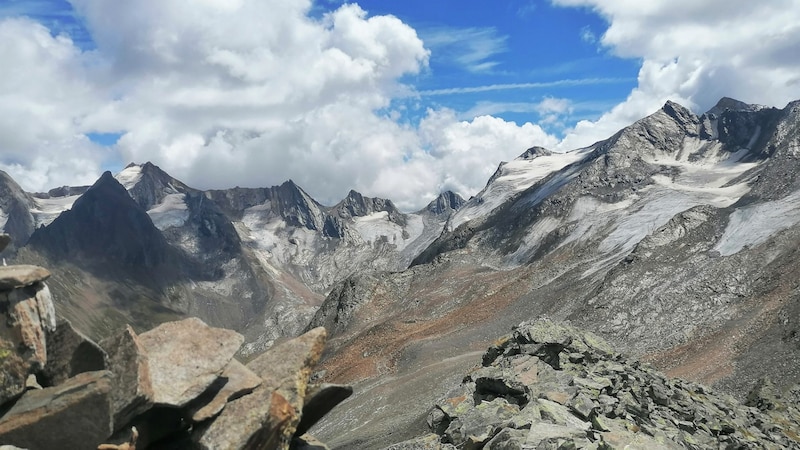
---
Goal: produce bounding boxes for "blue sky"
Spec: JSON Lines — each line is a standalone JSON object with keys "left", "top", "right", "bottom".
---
{"left": 323, "top": 0, "right": 639, "bottom": 132}
{"left": 1, "top": 0, "right": 799, "bottom": 209}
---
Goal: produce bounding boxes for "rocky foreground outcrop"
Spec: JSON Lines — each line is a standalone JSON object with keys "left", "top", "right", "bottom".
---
{"left": 390, "top": 319, "right": 800, "bottom": 449}
{"left": 0, "top": 235, "right": 350, "bottom": 449}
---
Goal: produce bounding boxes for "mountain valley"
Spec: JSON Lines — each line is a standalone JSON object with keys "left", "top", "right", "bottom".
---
{"left": 1, "top": 97, "right": 800, "bottom": 448}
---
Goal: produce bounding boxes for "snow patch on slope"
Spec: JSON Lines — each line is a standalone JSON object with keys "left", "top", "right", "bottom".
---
{"left": 449, "top": 149, "right": 591, "bottom": 231}
{"left": 505, "top": 216, "right": 562, "bottom": 264}
{"left": 31, "top": 195, "right": 80, "bottom": 227}
{"left": 0, "top": 209, "right": 7, "bottom": 231}
{"left": 579, "top": 141, "right": 760, "bottom": 276}
{"left": 560, "top": 196, "right": 637, "bottom": 248}
{"left": 147, "top": 193, "right": 190, "bottom": 230}
{"left": 715, "top": 190, "right": 800, "bottom": 256}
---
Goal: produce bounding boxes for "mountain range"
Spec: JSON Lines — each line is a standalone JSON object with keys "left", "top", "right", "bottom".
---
{"left": 1, "top": 96, "right": 799, "bottom": 448}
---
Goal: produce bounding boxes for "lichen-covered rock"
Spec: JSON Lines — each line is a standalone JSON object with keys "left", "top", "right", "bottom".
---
{"left": 139, "top": 317, "right": 243, "bottom": 407}
{"left": 411, "top": 319, "right": 800, "bottom": 449}
{"left": 0, "top": 281, "right": 56, "bottom": 405}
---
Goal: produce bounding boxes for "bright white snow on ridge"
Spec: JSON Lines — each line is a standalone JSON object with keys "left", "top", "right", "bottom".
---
{"left": 31, "top": 195, "right": 81, "bottom": 227}
{"left": 715, "top": 190, "right": 800, "bottom": 256}
{"left": 115, "top": 165, "right": 143, "bottom": 190}
{"left": 448, "top": 148, "right": 591, "bottom": 230}
{"left": 147, "top": 193, "right": 190, "bottom": 230}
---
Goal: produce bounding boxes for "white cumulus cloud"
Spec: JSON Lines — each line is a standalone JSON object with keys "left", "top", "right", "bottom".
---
{"left": 2, "top": 0, "right": 799, "bottom": 209}
{"left": 555, "top": 0, "right": 800, "bottom": 150}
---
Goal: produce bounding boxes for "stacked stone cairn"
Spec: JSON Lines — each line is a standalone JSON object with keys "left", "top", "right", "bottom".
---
{"left": 391, "top": 319, "right": 800, "bottom": 449}
{"left": 0, "top": 234, "right": 351, "bottom": 449}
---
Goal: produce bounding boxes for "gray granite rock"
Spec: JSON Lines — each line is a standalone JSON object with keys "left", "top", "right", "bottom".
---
{"left": 408, "top": 319, "right": 800, "bottom": 449}
{"left": 0, "top": 370, "right": 113, "bottom": 449}
{"left": 195, "top": 327, "right": 327, "bottom": 450}
{"left": 100, "top": 325, "right": 154, "bottom": 431}
{"left": 139, "top": 317, "right": 243, "bottom": 407}
{"left": 0, "top": 282, "right": 56, "bottom": 405}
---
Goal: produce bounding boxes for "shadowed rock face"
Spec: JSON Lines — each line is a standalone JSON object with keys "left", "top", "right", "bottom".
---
{"left": 27, "top": 172, "right": 174, "bottom": 271}
{"left": 423, "top": 191, "right": 466, "bottom": 216}
{"left": 0, "top": 171, "right": 35, "bottom": 253}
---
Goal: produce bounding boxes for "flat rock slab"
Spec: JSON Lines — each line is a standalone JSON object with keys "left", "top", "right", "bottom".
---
{"left": 188, "top": 359, "right": 262, "bottom": 422}
{"left": 139, "top": 317, "right": 243, "bottom": 407}
{"left": 196, "top": 327, "right": 327, "bottom": 450}
{"left": 40, "top": 318, "right": 107, "bottom": 387}
{"left": 0, "top": 370, "right": 113, "bottom": 449}
{"left": 100, "top": 325, "right": 154, "bottom": 431}
{"left": 0, "top": 266, "right": 50, "bottom": 291}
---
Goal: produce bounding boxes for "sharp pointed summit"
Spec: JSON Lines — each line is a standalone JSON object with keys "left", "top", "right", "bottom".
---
{"left": 27, "top": 171, "right": 173, "bottom": 270}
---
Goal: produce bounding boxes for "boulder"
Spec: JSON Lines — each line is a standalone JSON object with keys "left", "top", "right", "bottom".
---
{"left": 403, "top": 319, "right": 800, "bottom": 449}
{"left": 0, "top": 370, "right": 113, "bottom": 449}
{"left": 443, "top": 398, "right": 519, "bottom": 449}
{"left": 40, "top": 317, "right": 107, "bottom": 387}
{"left": 187, "top": 359, "right": 262, "bottom": 422}
{"left": 100, "top": 325, "right": 154, "bottom": 431}
{"left": 139, "top": 317, "right": 243, "bottom": 407}
{"left": 0, "top": 282, "right": 56, "bottom": 405}
{"left": 195, "top": 327, "right": 327, "bottom": 450}
{"left": 0, "top": 266, "right": 50, "bottom": 291}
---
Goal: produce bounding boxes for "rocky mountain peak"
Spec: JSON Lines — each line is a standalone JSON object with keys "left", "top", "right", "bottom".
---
{"left": 270, "top": 180, "right": 326, "bottom": 230}
{"left": 333, "top": 190, "right": 401, "bottom": 220}
{"left": 27, "top": 171, "right": 173, "bottom": 270}
{"left": 518, "top": 146, "right": 553, "bottom": 160}
{"left": 706, "top": 96, "right": 764, "bottom": 116}
{"left": 661, "top": 99, "right": 699, "bottom": 128}
{"left": 425, "top": 191, "right": 466, "bottom": 215}
{"left": 120, "top": 161, "right": 190, "bottom": 211}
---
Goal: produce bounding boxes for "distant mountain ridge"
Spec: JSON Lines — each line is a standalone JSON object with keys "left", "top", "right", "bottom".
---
{"left": 0, "top": 160, "right": 465, "bottom": 354}
{"left": 2, "top": 96, "right": 800, "bottom": 449}
{"left": 304, "top": 97, "right": 800, "bottom": 448}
